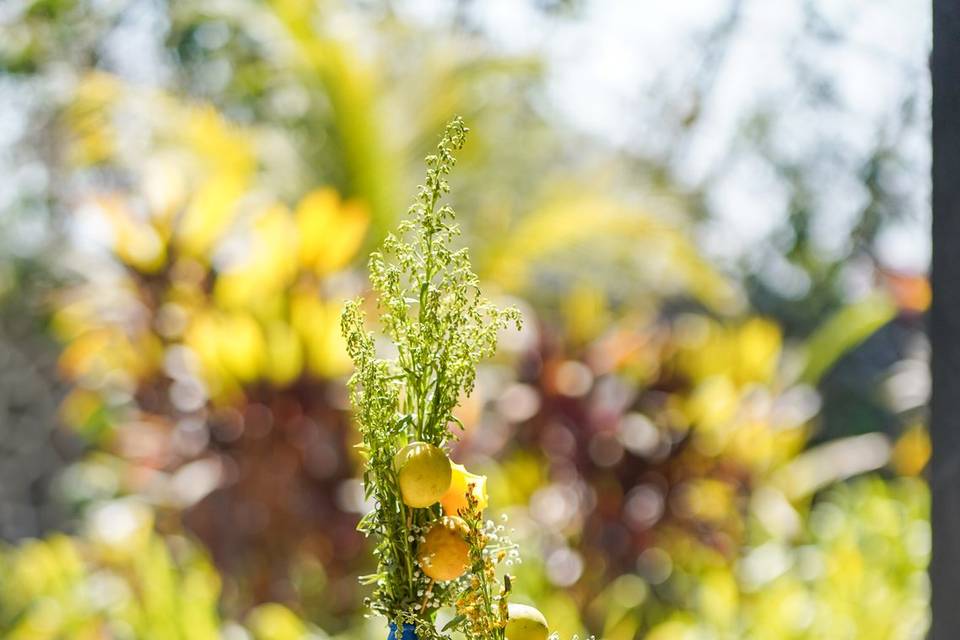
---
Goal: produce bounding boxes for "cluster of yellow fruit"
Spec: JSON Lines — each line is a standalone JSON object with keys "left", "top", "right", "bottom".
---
{"left": 393, "top": 442, "right": 549, "bottom": 640}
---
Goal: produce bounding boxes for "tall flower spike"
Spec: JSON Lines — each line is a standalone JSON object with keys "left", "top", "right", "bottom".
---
{"left": 342, "top": 117, "right": 521, "bottom": 633}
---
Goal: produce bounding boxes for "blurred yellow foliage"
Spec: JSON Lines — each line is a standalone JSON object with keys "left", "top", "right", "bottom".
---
{"left": 297, "top": 188, "right": 370, "bottom": 275}
{"left": 643, "top": 477, "right": 928, "bottom": 640}
{"left": 0, "top": 518, "right": 224, "bottom": 640}
{"left": 675, "top": 316, "right": 782, "bottom": 385}
{"left": 672, "top": 316, "right": 805, "bottom": 472}
{"left": 96, "top": 195, "right": 168, "bottom": 273}
{"left": 65, "top": 72, "right": 123, "bottom": 165}
{"left": 0, "top": 501, "right": 331, "bottom": 639}
{"left": 245, "top": 603, "right": 309, "bottom": 640}
{"left": 891, "top": 425, "right": 931, "bottom": 477}
{"left": 480, "top": 195, "right": 741, "bottom": 317}
{"left": 57, "top": 80, "right": 366, "bottom": 417}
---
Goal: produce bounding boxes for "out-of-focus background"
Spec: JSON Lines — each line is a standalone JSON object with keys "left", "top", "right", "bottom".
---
{"left": 0, "top": 1, "right": 931, "bottom": 638}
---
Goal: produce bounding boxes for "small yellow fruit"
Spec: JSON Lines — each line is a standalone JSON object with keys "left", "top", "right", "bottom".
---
{"left": 417, "top": 516, "right": 470, "bottom": 581}
{"left": 394, "top": 442, "right": 452, "bottom": 508}
{"left": 505, "top": 603, "right": 549, "bottom": 640}
{"left": 440, "top": 463, "right": 488, "bottom": 516}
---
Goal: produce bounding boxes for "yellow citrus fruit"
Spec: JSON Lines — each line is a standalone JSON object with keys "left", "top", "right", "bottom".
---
{"left": 417, "top": 516, "right": 470, "bottom": 581}
{"left": 440, "top": 463, "right": 488, "bottom": 516}
{"left": 394, "top": 442, "right": 452, "bottom": 508}
{"left": 505, "top": 603, "right": 549, "bottom": 640}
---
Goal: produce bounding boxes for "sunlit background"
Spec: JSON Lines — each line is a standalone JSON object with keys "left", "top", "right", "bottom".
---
{"left": 0, "top": 1, "right": 931, "bottom": 638}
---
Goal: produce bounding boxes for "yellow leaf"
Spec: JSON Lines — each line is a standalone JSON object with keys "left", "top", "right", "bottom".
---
{"left": 891, "top": 424, "right": 930, "bottom": 477}
{"left": 218, "top": 313, "right": 267, "bottom": 383}
{"left": 479, "top": 195, "right": 740, "bottom": 313}
{"left": 94, "top": 195, "right": 167, "bottom": 273}
{"left": 265, "top": 321, "right": 304, "bottom": 386}
{"left": 296, "top": 188, "right": 369, "bottom": 275}
{"left": 246, "top": 603, "right": 308, "bottom": 640}
{"left": 176, "top": 173, "right": 248, "bottom": 259}
{"left": 65, "top": 72, "right": 123, "bottom": 166}
{"left": 215, "top": 204, "right": 299, "bottom": 309}
{"left": 185, "top": 310, "right": 226, "bottom": 383}
{"left": 685, "top": 376, "right": 739, "bottom": 432}
{"left": 290, "top": 292, "right": 351, "bottom": 378}
{"left": 735, "top": 318, "right": 781, "bottom": 385}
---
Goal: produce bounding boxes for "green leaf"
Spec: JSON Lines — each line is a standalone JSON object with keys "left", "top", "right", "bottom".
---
{"left": 801, "top": 293, "right": 897, "bottom": 384}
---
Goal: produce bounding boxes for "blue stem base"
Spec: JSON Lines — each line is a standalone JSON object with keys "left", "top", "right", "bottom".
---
{"left": 388, "top": 623, "right": 418, "bottom": 640}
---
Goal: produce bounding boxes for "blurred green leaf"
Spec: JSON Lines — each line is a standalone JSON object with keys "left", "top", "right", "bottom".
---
{"left": 479, "top": 194, "right": 741, "bottom": 313}
{"left": 801, "top": 292, "right": 897, "bottom": 384}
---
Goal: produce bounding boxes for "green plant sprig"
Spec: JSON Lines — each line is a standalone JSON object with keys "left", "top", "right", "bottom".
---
{"left": 370, "top": 117, "right": 520, "bottom": 446}
{"left": 342, "top": 117, "right": 520, "bottom": 629}
{"left": 448, "top": 489, "right": 517, "bottom": 640}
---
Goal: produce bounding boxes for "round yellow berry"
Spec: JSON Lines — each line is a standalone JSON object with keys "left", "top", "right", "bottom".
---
{"left": 394, "top": 442, "right": 452, "bottom": 508}
{"left": 505, "top": 603, "right": 549, "bottom": 640}
{"left": 417, "top": 516, "right": 470, "bottom": 581}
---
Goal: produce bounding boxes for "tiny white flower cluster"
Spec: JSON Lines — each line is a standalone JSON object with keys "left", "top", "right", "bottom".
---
{"left": 477, "top": 513, "right": 522, "bottom": 568}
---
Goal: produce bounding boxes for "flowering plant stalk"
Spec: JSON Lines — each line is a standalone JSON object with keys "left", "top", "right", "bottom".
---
{"left": 451, "top": 491, "right": 516, "bottom": 638}
{"left": 342, "top": 118, "right": 539, "bottom": 640}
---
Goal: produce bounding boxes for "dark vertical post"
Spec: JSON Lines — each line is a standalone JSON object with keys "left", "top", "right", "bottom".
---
{"left": 931, "top": 1, "right": 960, "bottom": 637}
